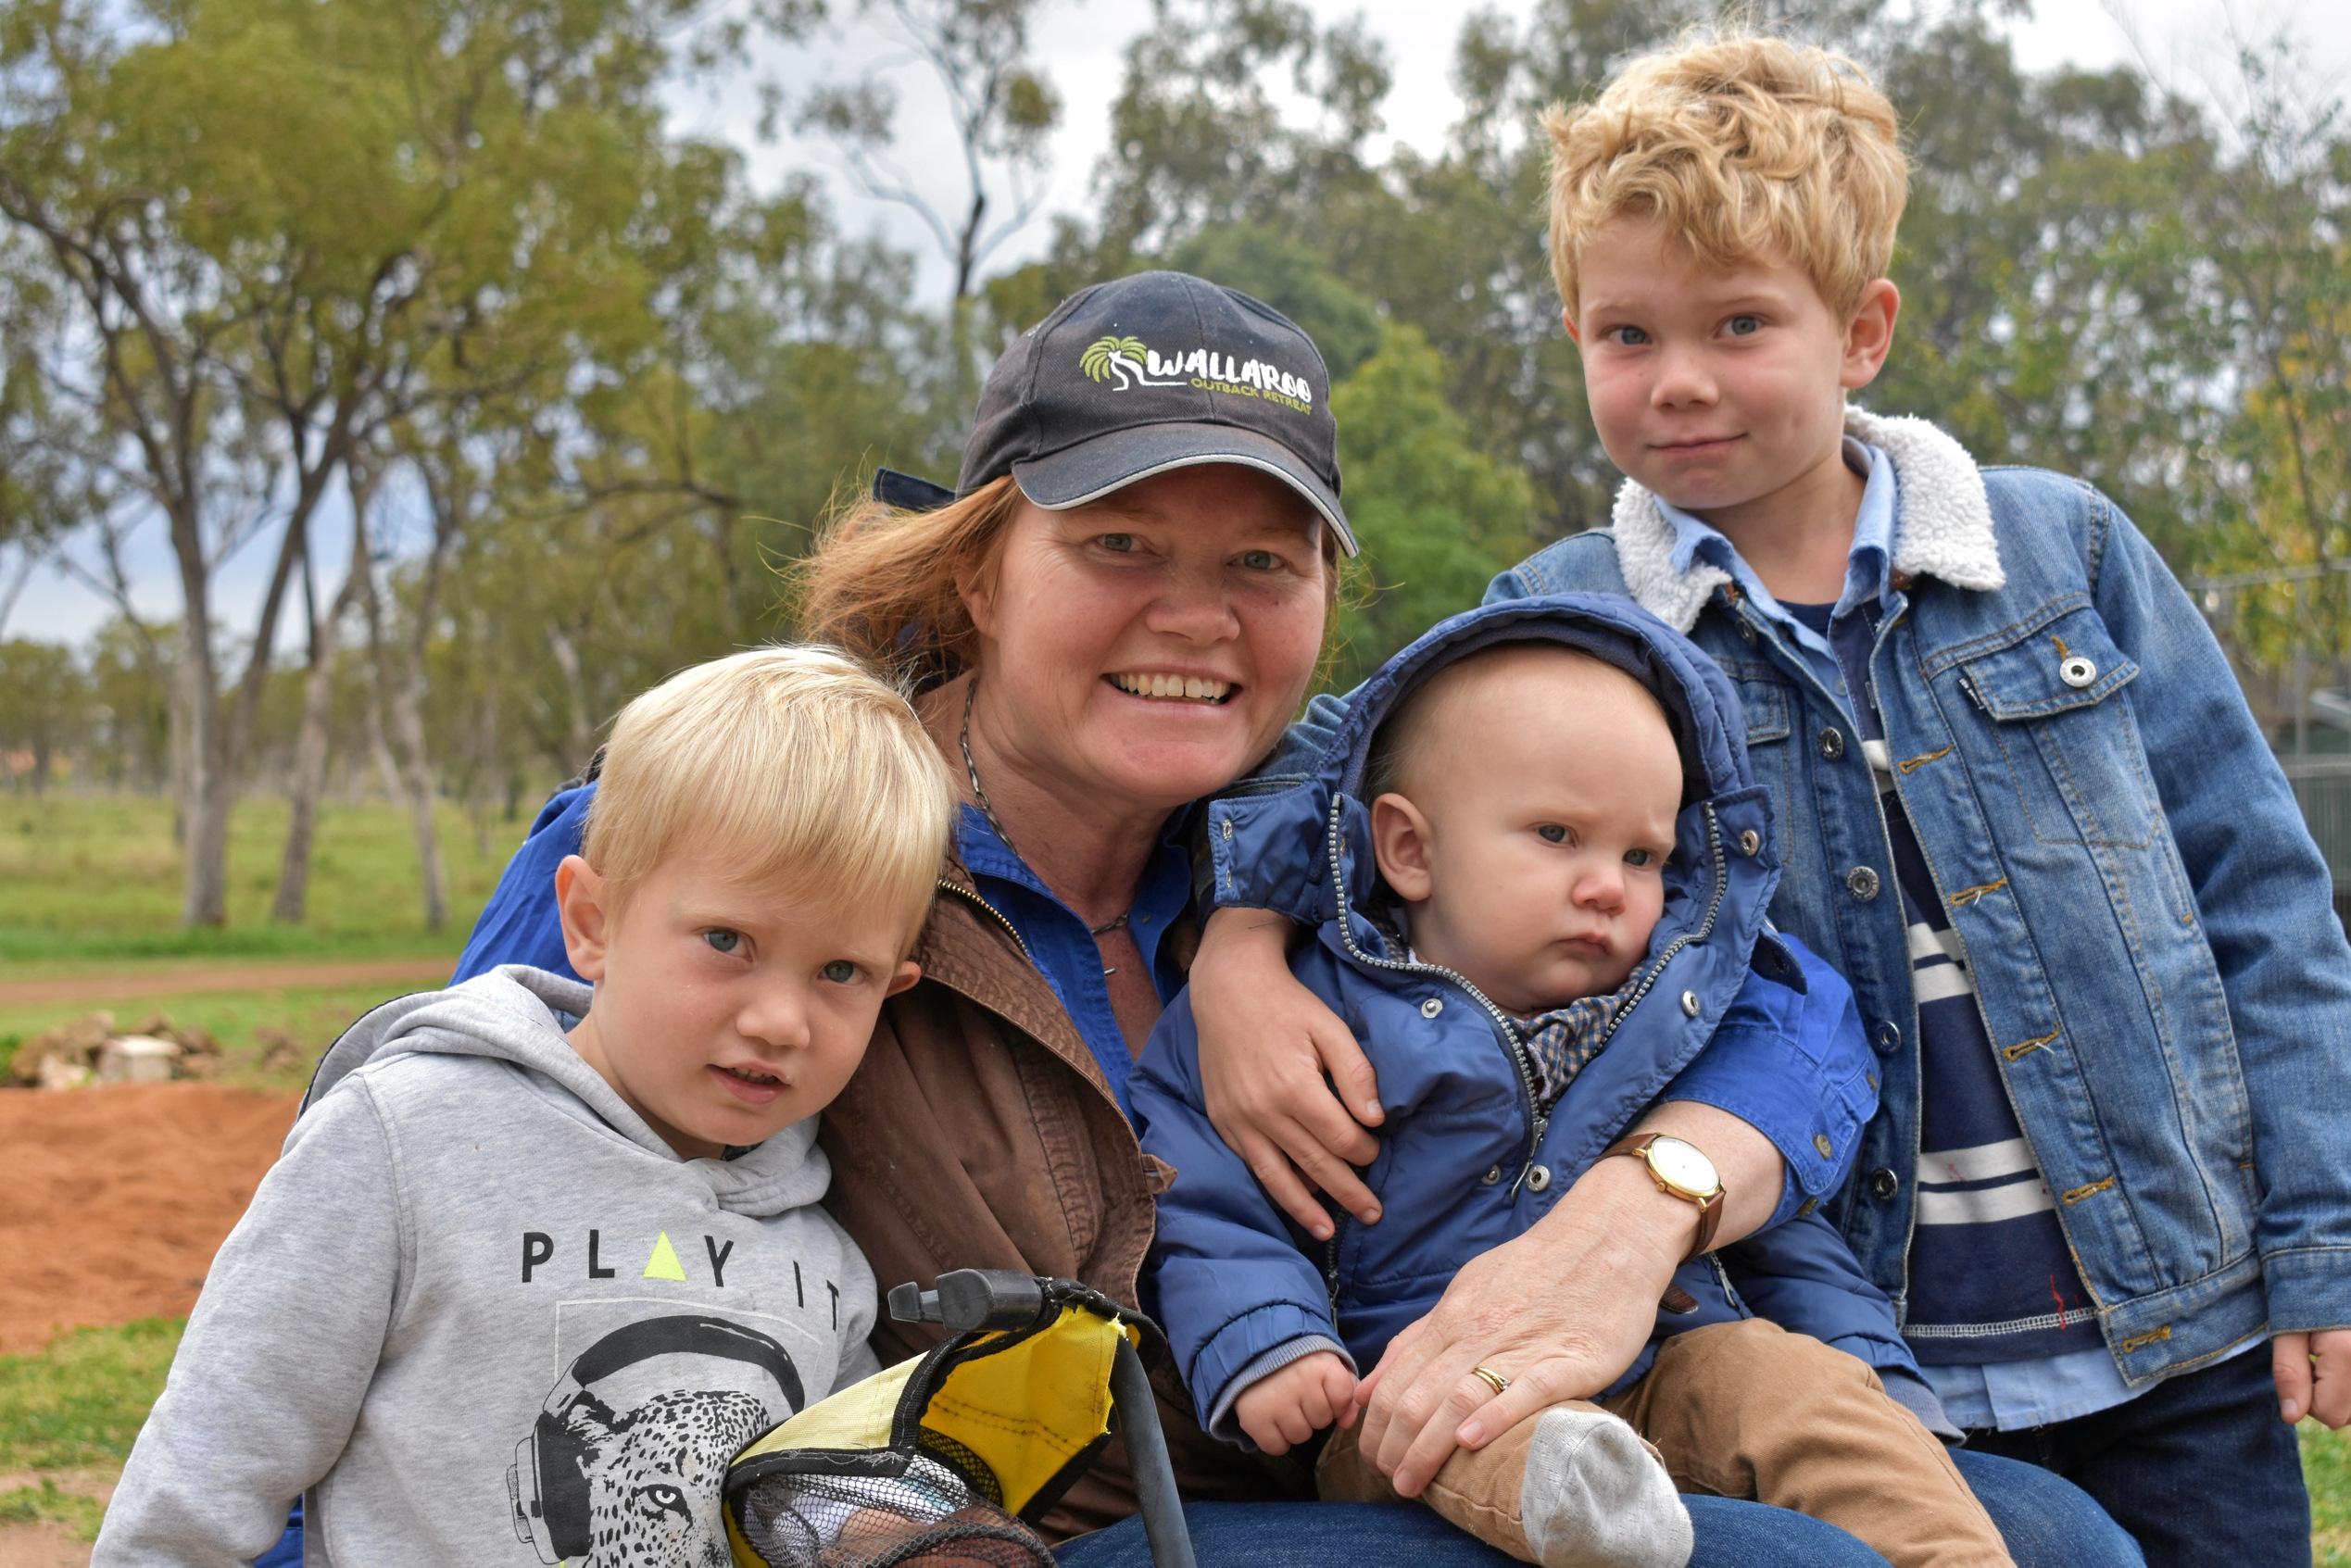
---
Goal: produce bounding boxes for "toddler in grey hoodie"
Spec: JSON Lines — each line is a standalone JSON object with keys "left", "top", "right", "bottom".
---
{"left": 96, "top": 646, "right": 958, "bottom": 1568}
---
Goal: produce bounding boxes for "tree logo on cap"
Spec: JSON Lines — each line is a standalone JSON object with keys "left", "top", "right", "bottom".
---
{"left": 1080, "top": 335, "right": 1183, "bottom": 391}
{"left": 1079, "top": 335, "right": 1315, "bottom": 409}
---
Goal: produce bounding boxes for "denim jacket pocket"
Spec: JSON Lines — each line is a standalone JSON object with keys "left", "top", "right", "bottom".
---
{"left": 1955, "top": 607, "right": 2157, "bottom": 848}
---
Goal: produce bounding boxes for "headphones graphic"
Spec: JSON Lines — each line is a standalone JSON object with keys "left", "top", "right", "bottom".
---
{"left": 507, "top": 1314, "right": 805, "bottom": 1563}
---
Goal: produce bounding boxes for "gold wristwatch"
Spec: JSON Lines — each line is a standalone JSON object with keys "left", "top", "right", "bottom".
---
{"left": 1603, "top": 1132, "right": 1726, "bottom": 1263}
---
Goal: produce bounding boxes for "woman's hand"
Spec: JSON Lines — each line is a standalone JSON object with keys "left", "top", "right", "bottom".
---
{"left": 1191, "top": 907, "right": 1384, "bottom": 1236}
{"left": 1353, "top": 1102, "right": 1787, "bottom": 1497}
{"left": 1350, "top": 1155, "right": 1682, "bottom": 1497}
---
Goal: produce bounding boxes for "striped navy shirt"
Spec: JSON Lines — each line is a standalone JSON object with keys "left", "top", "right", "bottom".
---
{"left": 1660, "top": 443, "right": 2117, "bottom": 1424}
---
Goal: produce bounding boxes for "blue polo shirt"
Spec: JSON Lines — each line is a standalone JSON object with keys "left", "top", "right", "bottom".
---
{"left": 954, "top": 802, "right": 1194, "bottom": 1114}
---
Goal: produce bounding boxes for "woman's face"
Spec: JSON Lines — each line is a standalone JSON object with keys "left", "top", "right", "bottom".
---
{"left": 962, "top": 464, "right": 1330, "bottom": 816}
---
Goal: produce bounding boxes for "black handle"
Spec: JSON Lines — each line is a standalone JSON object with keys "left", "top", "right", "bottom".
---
{"left": 886, "top": 1269, "right": 1050, "bottom": 1334}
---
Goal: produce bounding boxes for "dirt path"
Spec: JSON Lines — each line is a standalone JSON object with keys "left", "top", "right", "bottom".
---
{"left": 0, "top": 1083, "right": 299, "bottom": 1354}
{"left": 0, "top": 1085, "right": 299, "bottom": 1564}
{"left": 0, "top": 956, "right": 452, "bottom": 1008}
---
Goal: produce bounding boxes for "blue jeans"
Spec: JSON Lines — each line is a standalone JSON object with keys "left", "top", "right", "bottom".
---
{"left": 249, "top": 1427, "right": 2146, "bottom": 1567}
{"left": 1962, "top": 1348, "right": 2307, "bottom": 1566}
{"left": 1053, "top": 1453, "right": 2143, "bottom": 1567}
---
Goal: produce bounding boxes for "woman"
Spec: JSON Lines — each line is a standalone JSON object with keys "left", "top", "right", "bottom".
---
{"left": 439, "top": 271, "right": 2136, "bottom": 1567}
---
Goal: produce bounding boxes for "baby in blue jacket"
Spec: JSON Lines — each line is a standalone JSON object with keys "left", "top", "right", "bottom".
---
{"left": 1132, "top": 596, "right": 2013, "bottom": 1568}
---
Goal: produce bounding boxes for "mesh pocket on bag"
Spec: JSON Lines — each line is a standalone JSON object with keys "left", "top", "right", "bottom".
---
{"left": 732, "top": 1449, "right": 1056, "bottom": 1568}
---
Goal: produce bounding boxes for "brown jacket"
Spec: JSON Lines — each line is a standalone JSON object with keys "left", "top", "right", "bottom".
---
{"left": 818, "top": 863, "right": 1297, "bottom": 1539}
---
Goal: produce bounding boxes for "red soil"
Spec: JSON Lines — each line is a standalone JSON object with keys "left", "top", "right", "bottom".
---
{"left": 0, "top": 1083, "right": 299, "bottom": 1355}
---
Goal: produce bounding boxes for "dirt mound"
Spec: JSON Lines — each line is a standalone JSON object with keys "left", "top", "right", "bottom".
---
{"left": 0, "top": 1083, "right": 299, "bottom": 1355}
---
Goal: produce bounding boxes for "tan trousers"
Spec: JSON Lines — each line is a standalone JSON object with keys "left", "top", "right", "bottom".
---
{"left": 1317, "top": 1319, "right": 2014, "bottom": 1568}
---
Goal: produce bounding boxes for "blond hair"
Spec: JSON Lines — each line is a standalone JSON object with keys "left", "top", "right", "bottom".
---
{"left": 1541, "top": 32, "right": 1908, "bottom": 320}
{"left": 794, "top": 478, "right": 1025, "bottom": 684}
{"left": 583, "top": 645, "right": 956, "bottom": 947}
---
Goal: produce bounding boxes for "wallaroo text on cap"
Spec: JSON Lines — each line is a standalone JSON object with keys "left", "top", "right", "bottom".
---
{"left": 956, "top": 270, "right": 1356, "bottom": 557}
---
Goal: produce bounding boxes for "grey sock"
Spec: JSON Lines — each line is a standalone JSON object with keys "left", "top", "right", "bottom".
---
{"left": 1518, "top": 1407, "right": 1693, "bottom": 1568}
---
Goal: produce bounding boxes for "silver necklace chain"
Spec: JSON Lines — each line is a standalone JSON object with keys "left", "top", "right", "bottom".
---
{"left": 959, "top": 682, "right": 1131, "bottom": 941}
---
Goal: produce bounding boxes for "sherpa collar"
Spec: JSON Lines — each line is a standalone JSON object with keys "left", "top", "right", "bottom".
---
{"left": 1609, "top": 407, "right": 2005, "bottom": 633}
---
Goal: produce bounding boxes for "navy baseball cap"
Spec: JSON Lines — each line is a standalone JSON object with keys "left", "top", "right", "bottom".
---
{"left": 947, "top": 271, "right": 1356, "bottom": 556}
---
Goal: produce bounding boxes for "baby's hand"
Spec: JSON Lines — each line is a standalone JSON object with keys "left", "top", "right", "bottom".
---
{"left": 1234, "top": 1350, "right": 1357, "bottom": 1455}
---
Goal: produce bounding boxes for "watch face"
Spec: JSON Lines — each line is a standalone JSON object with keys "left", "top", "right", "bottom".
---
{"left": 1648, "top": 1136, "right": 1720, "bottom": 1197}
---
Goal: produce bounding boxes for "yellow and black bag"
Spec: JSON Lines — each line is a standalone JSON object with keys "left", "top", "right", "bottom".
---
{"left": 724, "top": 1273, "right": 1193, "bottom": 1568}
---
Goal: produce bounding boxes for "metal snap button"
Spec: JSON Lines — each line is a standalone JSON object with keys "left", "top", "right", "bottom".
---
{"left": 1796, "top": 1198, "right": 1819, "bottom": 1218}
{"left": 1846, "top": 865, "right": 1880, "bottom": 901}
{"left": 1738, "top": 621, "right": 1757, "bottom": 645}
{"left": 1679, "top": 990, "right": 1701, "bottom": 1018}
{"left": 1818, "top": 728, "right": 1846, "bottom": 761}
{"left": 1220, "top": 818, "right": 1233, "bottom": 840}
{"left": 1868, "top": 1167, "right": 1900, "bottom": 1201}
{"left": 1421, "top": 996, "right": 1444, "bottom": 1019}
{"left": 1526, "top": 1165, "right": 1553, "bottom": 1193}
{"left": 1813, "top": 1134, "right": 1835, "bottom": 1158}
{"left": 1738, "top": 829, "right": 1762, "bottom": 857}
{"left": 1481, "top": 1165, "right": 1502, "bottom": 1186}
{"left": 1873, "top": 1020, "right": 1902, "bottom": 1056}
{"left": 2060, "top": 655, "right": 2097, "bottom": 688}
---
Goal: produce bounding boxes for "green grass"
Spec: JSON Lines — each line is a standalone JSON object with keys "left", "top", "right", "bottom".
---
{"left": 2310, "top": 1423, "right": 2351, "bottom": 1566}
{"left": 0, "top": 1320, "right": 182, "bottom": 1472}
{"left": 0, "top": 1320, "right": 185, "bottom": 1543}
{"left": 0, "top": 1479, "right": 107, "bottom": 1542}
{"left": 0, "top": 981, "right": 434, "bottom": 1092}
{"left": 0, "top": 795, "right": 518, "bottom": 971}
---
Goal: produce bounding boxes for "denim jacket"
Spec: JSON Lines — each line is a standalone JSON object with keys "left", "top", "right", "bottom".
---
{"left": 1142, "top": 595, "right": 1911, "bottom": 1439}
{"left": 1226, "top": 408, "right": 2351, "bottom": 1388}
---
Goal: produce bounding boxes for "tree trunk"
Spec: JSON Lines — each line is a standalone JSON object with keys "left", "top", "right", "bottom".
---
{"left": 353, "top": 542, "right": 449, "bottom": 932}
{"left": 389, "top": 669, "right": 448, "bottom": 932}
{"left": 272, "top": 523, "right": 364, "bottom": 924}
{"left": 546, "top": 623, "right": 597, "bottom": 770}
{"left": 177, "top": 611, "right": 233, "bottom": 927}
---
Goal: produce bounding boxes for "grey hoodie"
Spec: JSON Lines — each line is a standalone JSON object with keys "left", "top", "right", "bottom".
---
{"left": 95, "top": 965, "right": 880, "bottom": 1568}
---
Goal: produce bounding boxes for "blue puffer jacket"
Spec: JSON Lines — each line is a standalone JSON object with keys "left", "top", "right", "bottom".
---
{"left": 1130, "top": 594, "right": 1927, "bottom": 1441}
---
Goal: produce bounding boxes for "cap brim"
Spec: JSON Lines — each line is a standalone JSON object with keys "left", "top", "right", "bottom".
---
{"left": 1010, "top": 422, "right": 1357, "bottom": 558}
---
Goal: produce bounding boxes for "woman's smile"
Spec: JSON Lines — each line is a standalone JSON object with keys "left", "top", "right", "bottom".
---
{"left": 1107, "top": 671, "right": 1238, "bottom": 704}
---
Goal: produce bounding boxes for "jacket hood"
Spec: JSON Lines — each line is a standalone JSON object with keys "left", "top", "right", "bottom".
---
{"left": 1220, "top": 593, "right": 1786, "bottom": 989}
{"left": 302, "top": 964, "right": 829, "bottom": 1216}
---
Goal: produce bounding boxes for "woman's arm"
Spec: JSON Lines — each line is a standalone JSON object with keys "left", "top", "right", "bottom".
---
{"left": 1352, "top": 1102, "right": 1778, "bottom": 1497}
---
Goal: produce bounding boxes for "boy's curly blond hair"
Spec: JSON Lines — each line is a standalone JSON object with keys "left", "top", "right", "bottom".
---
{"left": 1541, "top": 32, "right": 1908, "bottom": 320}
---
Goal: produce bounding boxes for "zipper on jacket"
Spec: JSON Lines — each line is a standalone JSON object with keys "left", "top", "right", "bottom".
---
{"left": 1322, "top": 794, "right": 1548, "bottom": 1189}
{"left": 936, "top": 878, "right": 1035, "bottom": 966}
{"left": 1321, "top": 795, "right": 1730, "bottom": 1195}
{"left": 1582, "top": 803, "right": 1731, "bottom": 1061}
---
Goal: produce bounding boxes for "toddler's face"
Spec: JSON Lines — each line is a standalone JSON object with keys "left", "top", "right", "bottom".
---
{"left": 556, "top": 846, "right": 920, "bottom": 1160}
{"left": 1373, "top": 653, "right": 1681, "bottom": 1016}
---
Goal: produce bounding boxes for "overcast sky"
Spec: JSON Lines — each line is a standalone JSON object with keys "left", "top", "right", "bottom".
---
{"left": 12, "top": 0, "right": 2348, "bottom": 648}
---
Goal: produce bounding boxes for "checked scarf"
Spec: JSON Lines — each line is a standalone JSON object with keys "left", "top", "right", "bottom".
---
{"left": 1385, "top": 903, "right": 1644, "bottom": 1110}
{"left": 1512, "top": 983, "right": 1636, "bottom": 1108}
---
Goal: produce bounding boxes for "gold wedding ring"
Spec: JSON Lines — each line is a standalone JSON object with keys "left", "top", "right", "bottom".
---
{"left": 1469, "top": 1364, "right": 1509, "bottom": 1398}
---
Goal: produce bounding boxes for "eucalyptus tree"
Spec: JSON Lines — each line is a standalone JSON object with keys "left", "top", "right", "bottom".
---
{"left": 0, "top": 0, "right": 738, "bottom": 923}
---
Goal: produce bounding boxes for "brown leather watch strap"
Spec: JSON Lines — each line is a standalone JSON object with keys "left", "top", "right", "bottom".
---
{"left": 1603, "top": 1132, "right": 1726, "bottom": 1264}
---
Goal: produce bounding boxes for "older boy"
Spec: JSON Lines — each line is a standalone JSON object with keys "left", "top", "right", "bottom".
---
{"left": 1197, "top": 33, "right": 2351, "bottom": 1564}
{"left": 96, "top": 646, "right": 956, "bottom": 1567}
{"left": 1136, "top": 597, "right": 2014, "bottom": 1568}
